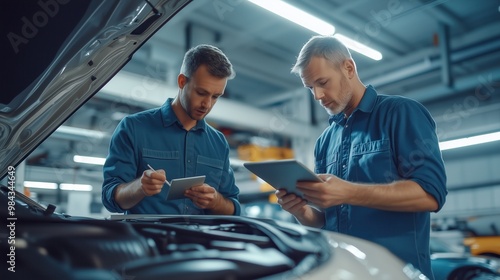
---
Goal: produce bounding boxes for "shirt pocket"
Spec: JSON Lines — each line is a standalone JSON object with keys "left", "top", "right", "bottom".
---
{"left": 351, "top": 139, "right": 393, "bottom": 182}
{"left": 315, "top": 153, "right": 338, "bottom": 175}
{"left": 141, "top": 148, "right": 180, "bottom": 176}
{"left": 195, "top": 155, "right": 223, "bottom": 188}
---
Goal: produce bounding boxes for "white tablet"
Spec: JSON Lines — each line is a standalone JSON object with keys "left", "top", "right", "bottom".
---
{"left": 243, "top": 159, "right": 322, "bottom": 198}
{"left": 166, "top": 175, "right": 206, "bottom": 200}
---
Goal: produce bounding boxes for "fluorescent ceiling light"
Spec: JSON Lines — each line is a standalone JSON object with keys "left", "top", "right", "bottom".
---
{"left": 229, "top": 158, "right": 248, "bottom": 167}
{"left": 248, "top": 0, "right": 335, "bottom": 35}
{"left": 73, "top": 155, "right": 106, "bottom": 165}
{"left": 24, "top": 181, "right": 57, "bottom": 189}
{"left": 439, "top": 131, "right": 500, "bottom": 151}
{"left": 60, "top": 183, "right": 93, "bottom": 191}
{"left": 56, "top": 126, "right": 106, "bottom": 139}
{"left": 247, "top": 0, "right": 382, "bottom": 60}
{"left": 333, "top": 34, "right": 383, "bottom": 61}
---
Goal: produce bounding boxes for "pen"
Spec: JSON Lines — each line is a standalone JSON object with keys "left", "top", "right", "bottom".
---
{"left": 147, "top": 164, "right": 171, "bottom": 186}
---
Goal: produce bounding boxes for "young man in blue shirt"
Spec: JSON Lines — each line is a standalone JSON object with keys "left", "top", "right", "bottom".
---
{"left": 102, "top": 44, "right": 240, "bottom": 216}
{"left": 276, "top": 36, "right": 447, "bottom": 279}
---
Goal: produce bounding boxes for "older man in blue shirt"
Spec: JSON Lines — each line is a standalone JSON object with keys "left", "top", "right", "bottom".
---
{"left": 276, "top": 36, "right": 447, "bottom": 279}
{"left": 102, "top": 45, "right": 240, "bottom": 216}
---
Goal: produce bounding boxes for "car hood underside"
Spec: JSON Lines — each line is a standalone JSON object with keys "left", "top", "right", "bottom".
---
{"left": 0, "top": 0, "right": 190, "bottom": 178}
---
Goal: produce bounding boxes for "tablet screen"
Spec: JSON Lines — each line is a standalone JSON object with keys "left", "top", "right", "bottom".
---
{"left": 243, "top": 159, "right": 321, "bottom": 197}
{"left": 166, "top": 175, "right": 206, "bottom": 200}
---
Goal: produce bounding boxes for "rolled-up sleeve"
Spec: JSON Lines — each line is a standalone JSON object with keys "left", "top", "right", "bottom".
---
{"left": 390, "top": 99, "right": 448, "bottom": 211}
{"left": 102, "top": 118, "right": 138, "bottom": 213}
{"left": 217, "top": 147, "right": 241, "bottom": 216}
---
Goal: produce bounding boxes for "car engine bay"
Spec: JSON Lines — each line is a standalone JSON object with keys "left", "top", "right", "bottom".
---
{"left": 0, "top": 185, "right": 330, "bottom": 280}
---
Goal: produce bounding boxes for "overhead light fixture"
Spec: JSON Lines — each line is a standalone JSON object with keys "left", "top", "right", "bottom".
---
{"left": 247, "top": 0, "right": 382, "bottom": 60}
{"left": 247, "top": 0, "right": 335, "bottom": 35}
{"left": 24, "top": 181, "right": 93, "bottom": 191}
{"left": 60, "top": 183, "right": 93, "bottom": 191}
{"left": 229, "top": 158, "right": 248, "bottom": 167}
{"left": 55, "top": 126, "right": 107, "bottom": 140}
{"left": 333, "top": 34, "right": 383, "bottom": 61}
{"left": 73, "top": 155, "right": 106, "bottom": 165}
{"left": 24, "top": 181, "right": 57, "bottom": 189}
{"left": 439, "top": 131, "right": 500, "bottom": 151}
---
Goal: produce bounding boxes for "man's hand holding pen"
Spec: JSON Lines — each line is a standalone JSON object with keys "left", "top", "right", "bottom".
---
{"left": 140, "top": 164, "right": 169, "bottom": 196}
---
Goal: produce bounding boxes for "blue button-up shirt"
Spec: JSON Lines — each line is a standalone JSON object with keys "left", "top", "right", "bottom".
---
{"left": 315, "top": 85, "right": 447, "bottom": 279}
{"left": 102, "top": 98, "right": 241, "bottom": 215}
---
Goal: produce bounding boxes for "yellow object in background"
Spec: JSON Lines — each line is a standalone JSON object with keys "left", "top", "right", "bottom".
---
{"left": 24, "top": 187, "right": 31, "bottom": 197}
{"left": 463, "top": 236, "right": 500, "bottom": 257}
{"left": 237, "top": 144, "right": 294, "bottom": 162}
{"left": 238, "top": 144, "right": 293, "bottom": 203}
{"left": 260, "top": 182, "right": 277, "bottom": 203}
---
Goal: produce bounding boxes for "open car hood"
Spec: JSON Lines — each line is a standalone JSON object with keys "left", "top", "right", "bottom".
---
{"left": 0, "top": 0, "right": 190, "bottom": 178}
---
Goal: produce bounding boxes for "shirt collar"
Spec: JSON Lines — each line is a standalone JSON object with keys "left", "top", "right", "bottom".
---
{"left": 161, "top": 98, "right": 206, "bottom": 131}
{"left": 328, "top": 84, "right": 377, "bottom": 125}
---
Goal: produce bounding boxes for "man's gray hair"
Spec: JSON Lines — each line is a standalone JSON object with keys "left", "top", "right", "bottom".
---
{"left": 291, "top": 35, "right": 352, "bottom": 75}
{"left": 180, "top": 44, "right": 235, "bottom": 79}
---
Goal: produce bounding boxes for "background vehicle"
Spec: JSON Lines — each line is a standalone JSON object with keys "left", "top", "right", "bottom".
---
{"left": 463, "top": 215, "right": 500, "bottom": 258}
{"left": 430, "top": 235, "right": 500, "bottom": 280}
{"left": 463, "top": 236, "right": 500, "bottom": 258}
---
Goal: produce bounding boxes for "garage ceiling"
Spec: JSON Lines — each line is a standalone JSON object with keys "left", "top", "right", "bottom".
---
{"left": 145, "top": 0, "right": 500, "bottom": 104}
{"left": 106, "top": 0, "right": 500, "bottom": 132}
{"left": 25, "top": 0, "right": 500, "bottom": 189}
